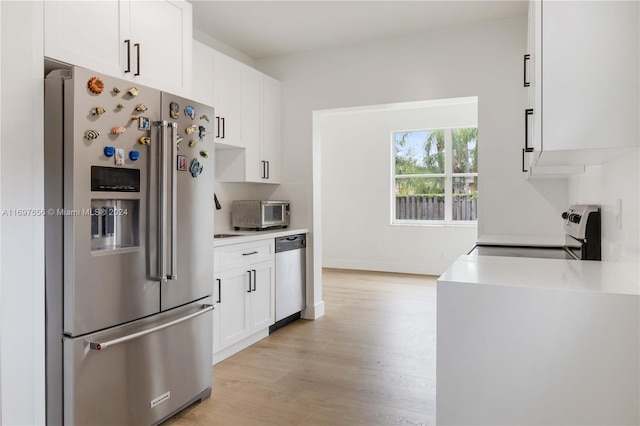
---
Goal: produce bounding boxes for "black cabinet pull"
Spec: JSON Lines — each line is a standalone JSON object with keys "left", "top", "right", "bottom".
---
{"left": 215, "top": 117, "right": 220, "bottom": 138}
{"left": 524, "top": 54, "right": 530, "bottom": 87}
{"left": 522, "top": 148, "right": 528, "bottom": 173}
{"left": 221, "top": 117, "right": 225, "bottom": 139}
{"left": 261, "top": 161, "right": 266, "bottom": 179}
{"left": 252, "top": 270, "right": 257, "bottom": 291}
{"left": 242, "top": 251, "right": 258, "bottom": 256}
{"left": 524, "top": 109, "right": 534, "bottom": 152}
{"left": 247, "top": 271, "right": 252, "bottom": 293}
{"left": 266, "top": 161, "right": 270, "bottom": 179}
{"left": 216, "top": 278, "right": 221, "bottom": 303}
{"left": 134, "top": 43, "right": 141, "bottom": 76}
{"left": 124, "top": 40, "right": 131, "bottom": 73}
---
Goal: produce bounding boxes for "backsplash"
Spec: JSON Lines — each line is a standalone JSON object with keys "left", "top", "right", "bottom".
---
{"left": 568, "top": 150, "right": 639, "bottom": 275}
{"left": 213, "top": 181, "right": 255, "bottom": 231}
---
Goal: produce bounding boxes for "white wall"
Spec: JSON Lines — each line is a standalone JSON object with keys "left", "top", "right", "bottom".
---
{"left": 568, "top": 153, "right": 640, "bottom": 282}
{"left": 0, "top": 2, "right": 46, "bottom": 424}
{"left": 319, "top": 100, "right": 478, "bottom": 275}
{"left": 256, "top": 16, "right": 570, "bottom": 286}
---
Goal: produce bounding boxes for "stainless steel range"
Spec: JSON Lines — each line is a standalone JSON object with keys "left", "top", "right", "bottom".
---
{"left": 473, "top": 204, "right": 601, "bottom": 260}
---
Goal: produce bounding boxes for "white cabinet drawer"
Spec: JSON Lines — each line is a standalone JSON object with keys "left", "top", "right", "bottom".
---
{"left": 216, "top": 240, "right": 274, "bottom": 272}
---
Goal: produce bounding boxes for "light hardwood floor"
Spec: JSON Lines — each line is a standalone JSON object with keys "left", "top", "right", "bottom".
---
{"left": 165, "top": 268, "right": 437, "bottom": 426}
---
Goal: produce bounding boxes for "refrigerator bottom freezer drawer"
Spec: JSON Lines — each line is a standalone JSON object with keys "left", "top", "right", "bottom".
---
{"left": 63, "top": 298, "right": 213, "bottom": 425}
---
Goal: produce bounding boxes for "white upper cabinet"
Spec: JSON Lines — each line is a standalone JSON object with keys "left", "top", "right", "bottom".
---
{"left": 190, "top": 41, "right": 282, "bottom": 184}
{"left": 261, "top": 75, "right": 282, "bottom": 183}
{"left": 242, "top": 66, "right": 263, "bottom": 181}
{"left": 45, "top": 1, "right": 125, "bottom": 77}
{"left": 45, "top": 0, "right": 192, "bottom": 95}
{"left": 527, "top": 0, "right": 639, "bottom": 170}
{"left": 127, "top": 1, "right": 192, "bottom": 95}
{"left": 191, "top": 41, "right": 215, "bottom": 106}
{"left": 212, "top": 52, "right": 244, "bottom": 147}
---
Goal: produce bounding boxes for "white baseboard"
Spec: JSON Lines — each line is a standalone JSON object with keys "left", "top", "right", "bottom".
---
{"left": 323, "top": 258, "right": 444, "bottom": 276}
{"left": 302, "top": 301, "right": 325, "bottom": 320}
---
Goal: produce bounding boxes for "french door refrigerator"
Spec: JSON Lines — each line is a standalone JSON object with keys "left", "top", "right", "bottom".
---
{"left": 45, "top": 66, "right": 214, "bottom": 425}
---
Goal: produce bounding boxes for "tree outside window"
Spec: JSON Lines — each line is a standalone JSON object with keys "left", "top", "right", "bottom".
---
{"left": 393, "top": 128, "right": 478, "bottom": 223}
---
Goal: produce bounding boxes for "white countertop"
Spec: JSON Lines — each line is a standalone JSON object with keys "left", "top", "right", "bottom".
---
{"left": 213, "top": 228, "right": 309, "bottom": 247}
{"left": 439, "top": 254, "right": 640, "bottom": 296}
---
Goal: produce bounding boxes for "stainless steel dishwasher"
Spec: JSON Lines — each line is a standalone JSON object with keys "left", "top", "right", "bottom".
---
{"left": 271, "top": 234, "right": 306, "bottom": 332}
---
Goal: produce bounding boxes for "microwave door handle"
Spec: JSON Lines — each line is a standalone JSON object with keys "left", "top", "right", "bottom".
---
{"left": 168, "top": 122, "right": 178, "bottom": 280}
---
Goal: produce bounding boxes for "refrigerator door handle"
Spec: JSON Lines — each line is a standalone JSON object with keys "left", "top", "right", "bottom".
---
{"left": 154, "top": 120, "right": 168, "bottom": 281}
{"left": 88, "top": 304, "right": 214, "bottom": 351}
{"left": 168, "top": 122, "right": 178, "bottom": 280}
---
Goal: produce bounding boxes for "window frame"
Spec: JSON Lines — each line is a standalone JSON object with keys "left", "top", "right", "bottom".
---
{"left": 391, "top": 127, "right": 478, "bottom": 226}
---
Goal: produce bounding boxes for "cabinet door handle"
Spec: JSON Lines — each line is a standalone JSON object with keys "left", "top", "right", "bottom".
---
{"left": 124, "top": 40, "right": 131, "bottom": 73}
{"left": 524, "top": 109, "right": 534, "bottom": 152}
{"left": 266, "top": 161, "right": 270, "bottom": 179}
{"left": 524, "top": 54, "right": 530, "bottom": 87}
{"left": 215, "top": 117, "right": 220, "bottom": 138}
{"left": 221, "top": 117, "right": 225, "bottom": 139}
{"left": 242, "top": 251, "right": 258, "bottom": 256}
{"left": 252, "top": 269, "right": 257, "bottom": 292}
{"left": 522, "top": 148, "right": 528, "bottom": 173}
{"left": 216, "top": 278, "right": 221, "bottom": 303}
{"left": 247, "top": 270, "right": 252, "bottom": 293}
{"left": 134, "top": 43, "right": 141, "bottom": 76}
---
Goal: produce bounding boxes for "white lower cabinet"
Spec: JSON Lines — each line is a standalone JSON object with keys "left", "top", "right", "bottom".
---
{"left": 213, "top": 240, "right": 275, "bottom": 363}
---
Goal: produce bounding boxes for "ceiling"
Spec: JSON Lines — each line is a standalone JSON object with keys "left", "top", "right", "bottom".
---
{"left": 190, "top": 1, "right": 529, "bottom": 59}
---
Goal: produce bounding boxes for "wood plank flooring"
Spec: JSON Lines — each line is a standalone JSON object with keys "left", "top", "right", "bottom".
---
{"left": 164, "top": 268, "right": 437, "bottom": 426}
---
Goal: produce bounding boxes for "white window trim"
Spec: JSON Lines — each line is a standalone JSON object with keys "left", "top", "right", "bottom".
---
{"left": 391, "top": 128, "right": 478, "bottom": 226}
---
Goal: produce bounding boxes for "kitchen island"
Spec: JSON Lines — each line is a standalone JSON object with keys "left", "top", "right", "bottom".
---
{"left": 436, "top": 254, "right": 639, "bottom": 425}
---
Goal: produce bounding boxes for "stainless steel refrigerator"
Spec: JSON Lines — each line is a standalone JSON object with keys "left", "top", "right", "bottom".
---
{"left": 45, "top": 66, "right": 214, "bottom": 425}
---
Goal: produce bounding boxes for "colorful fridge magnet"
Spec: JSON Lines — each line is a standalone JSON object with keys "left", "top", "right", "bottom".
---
{"left": 185, "top": 124, "right": 198, "bottom": 135}
{"left": 184, "top": 105, "right": 195, "bottom": 119}
{"left": 189, "top": 158, "right": 203, "bottom": 177}
{"left": 115, "top": 148, "right": 125, "bottom": 165}
{"left": 90, "top": 106, "right": 106, "bottom": 116}
{"left": 84, "top": 130, "right": 100, "bottom": 141}
{"left": 112, "top": 86, "right": 121, "bottom": 94}
{"left": 200, "top": 150, "right": 209, "bottom": 158}
{"left": 129, "top": 150, "right": 140, "bottom": 161}
{"left": 188, "top": 140, "right": 197, "bottom": 148}
{"left": 135, "top": 103, "right": 148, "bottom": 112}
{"left": 170, "top": 101, "right": 179, "bottom": 119}
{"left": 111, "top": 126, "right": 126, "bottom": 135}
{"left": 128, "top": 87, "right": 139, "bottom": 97}
{"left": 176, "top": 135, "right": 183, "bottom": 150}
{"left": 137, "top": 116, "right": 150, "bottom": 130}
{"left": 87, "top": 77, "right": 104, "bottom": 94}
{"left": 103, "top": 146, "right": 116, "bottom": 157}
{"left": 116, "top": 103, "right": 125, "bottom": 110}
{"left": 199, "top": 114, "right": 210, "bottom": 122}
{"left": 198, "top": 125, "right": 207, "bottom": 141}
{"left": 139, "top": 136, "right": 151, "bottom": 145}
{"left": 177, "top": 155, "right": 187, "bottom": 171}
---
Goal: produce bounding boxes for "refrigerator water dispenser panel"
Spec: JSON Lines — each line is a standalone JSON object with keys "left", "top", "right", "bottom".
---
{"left": 90, "top": 199, "right": 140, "bottom": 251}
{"left": 91, "top": 166, "right": 140, "bottom": 192}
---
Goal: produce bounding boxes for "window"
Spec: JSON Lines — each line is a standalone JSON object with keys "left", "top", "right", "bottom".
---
{"left": 393, "top": 128, "right": 478, "bottom": 224}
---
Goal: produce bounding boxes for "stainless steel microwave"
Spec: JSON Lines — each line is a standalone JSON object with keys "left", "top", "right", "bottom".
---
{"left": 232, "top": 200, "right": 290, "bottom": 230}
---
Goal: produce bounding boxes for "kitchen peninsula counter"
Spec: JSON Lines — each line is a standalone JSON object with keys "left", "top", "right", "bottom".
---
{"left": 436, "top": 254, "right": 639, "bottom": 426}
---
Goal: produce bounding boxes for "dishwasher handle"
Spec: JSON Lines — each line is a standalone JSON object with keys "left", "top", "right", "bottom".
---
{"left": 275, "top": 234, "right": 306, "bottom": 252}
